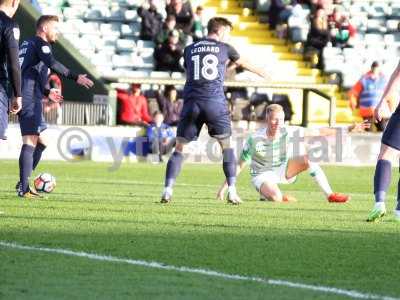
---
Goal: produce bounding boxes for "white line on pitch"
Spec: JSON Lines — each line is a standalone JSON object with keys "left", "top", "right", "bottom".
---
{"left": 0, "top": 241, "right": 398, "bottom": 300}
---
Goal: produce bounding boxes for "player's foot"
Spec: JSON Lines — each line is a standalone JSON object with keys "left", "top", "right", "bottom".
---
{"left": 15, "top": 181, "right": 20, "bottom": 192}
{"left": 282, "top": 195, "right": 297, "bottom": 202}
{"left": 18, "top": 189, "right": 41, "bottom": 199}
{"left": 227, "top": 187, "right": 242, "bottom": 205}
{"left": 366, "top": 206, "right": 386, "bottom": 222}
{"left": 328, "top": 193, "right": 349, "bottom": 203}
{"left": 161, "top": 187, "right": 173, "bottom": 204}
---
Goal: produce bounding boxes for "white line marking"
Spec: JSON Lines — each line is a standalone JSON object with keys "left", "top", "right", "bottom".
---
{"left": 0, "top": 241, "right": 398, "bottom": 300}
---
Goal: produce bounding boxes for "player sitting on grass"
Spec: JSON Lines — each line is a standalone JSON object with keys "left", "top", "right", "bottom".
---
{"left": 217, "top": 104, "right": 369, "bottom": 204}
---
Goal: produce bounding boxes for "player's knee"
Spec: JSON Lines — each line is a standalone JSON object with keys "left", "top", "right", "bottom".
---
{"left": 218, "top": 137, "right": 231, "bottom": 149}
{"left": 174, "top": 142, "right": 184, "bottom": 153}
{"left": 303, "top": 155, "right": 311, "bottom": 169}
{"left": 22, "top": 135, "right": 38, "bottom": 146}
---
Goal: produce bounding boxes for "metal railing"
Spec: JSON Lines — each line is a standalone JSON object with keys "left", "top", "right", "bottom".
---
{"left": 105, "top": 77, "right": 337, "bottom": 127}
{"left": 9, "top": 101, "right": 110, "bottom": 126}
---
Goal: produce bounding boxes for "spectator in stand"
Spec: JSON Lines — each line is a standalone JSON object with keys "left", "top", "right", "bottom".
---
{"left": 166, "top": 0, "right": 194, "bottom": 35}
{"left": 192, "top": 6, "right": 206, "bottom": 40}
{"left": 155, "top": 14, "right": 187, "bottom": 47}
{"left": 157, "top": 85, "right": 183, "bottom": 126}
{"left": 305, "top": 8, "right": 330, "bottom": 69}
{"left": 328, "top": 7, "right": 356, "bottom": 48}
{"left": 154, "top": 30, "right": 184, "bottom": 72}
{"left": 30, "top": 0, "right": 42, "bottom": 12}
{"left": 146, "top": 112, "right": 176, "bottom": 162}
{"left": 349, "top": 61, "right": 388, "bottom": 131}
{"left": 116, "top": 84, "right": 152, "bottom": 126}
{"left": 268, "top": 0, "right": 296, "bottom": 30}
{"left": 137, "top": 0, "right": 163, "bottom": 41}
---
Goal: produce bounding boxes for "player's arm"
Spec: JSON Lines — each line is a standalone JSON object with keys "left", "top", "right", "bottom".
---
{"left": 38, "top": 45, "right": 94, "bottom": 89}
{"left": 375, "top": 61, "right": 400, "bottom": 121}
{"left": 4, "top": 24, "right": 22, "bottom": 114}
{"left": 303, "top": 121, "right": 371, "bottom": 137}
{"left": 234, "top": 57, "right": 269, "bottom": 80}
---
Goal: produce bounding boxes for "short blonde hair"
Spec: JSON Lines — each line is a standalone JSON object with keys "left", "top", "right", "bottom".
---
{"left": 266, "top": 104, "right": 284, "bottom": 116}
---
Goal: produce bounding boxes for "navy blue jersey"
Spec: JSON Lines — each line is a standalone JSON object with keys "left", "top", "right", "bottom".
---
{"left": 19, "top": 36, "right": 77, "bottom": 97}
{"left": 183, "top": 38, "right": 240, "bottom": 102}
{"left": 0, "top": 10, "right": 21, "bottom": 97}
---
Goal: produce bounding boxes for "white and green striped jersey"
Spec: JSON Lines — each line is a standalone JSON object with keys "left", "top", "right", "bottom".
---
{"left": 240, "top": 126, "right": 305, "bottom": 176}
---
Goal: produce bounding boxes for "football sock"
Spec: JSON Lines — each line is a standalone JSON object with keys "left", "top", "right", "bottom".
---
{"left": 309, "top": 163, "right": 333, "bottom": 196}
{"left": 396, "top": 179, "right": 400, "bottom": 210}
{"left": 223, "top": 148, "right": 236, "bottom": 187}
{"left": 374, "top": 159, "right": 392, "bottom": 203}
{"left": 165, "top": 151, "right": 183, "bottom": 188}
{"left": 32, "top": 143, "right": 46, "bottom": 171}
{"left": 19, "top": 144, "right": 35, "bottom": 193}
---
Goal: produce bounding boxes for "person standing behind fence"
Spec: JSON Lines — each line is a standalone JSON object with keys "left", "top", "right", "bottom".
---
{"left": 349, "top": 61, "right": 388, "bottom": 131}
{"left": 0, "top": 0, "right": 22, "bottom": 141}
{"left": 17, "top": 15, "right": 93, "bottom": 198}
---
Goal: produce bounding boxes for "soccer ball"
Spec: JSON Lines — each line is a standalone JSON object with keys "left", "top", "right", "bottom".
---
{"left": 34, "top": 173, "right": 56, "bottom": 193}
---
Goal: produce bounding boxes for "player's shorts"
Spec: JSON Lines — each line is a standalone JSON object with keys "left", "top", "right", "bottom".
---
{"left": 251, "top": 161, "right": 297, "bottom": 192}
{"left": 381, "top": 110, "right": 400, "bottom": 151}
{"left": 177, "top": 99, "right": 231, "bottom": 142}
{"left": 18, "top": 85, "right": 47, "bottom": 136}
{"left": 0, "top": 81, "right": 10, "bottom": 140}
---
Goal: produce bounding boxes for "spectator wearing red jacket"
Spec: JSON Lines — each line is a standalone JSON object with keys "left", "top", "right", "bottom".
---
{"left": 117, "top": 84, "right": 152, "bottom": 126}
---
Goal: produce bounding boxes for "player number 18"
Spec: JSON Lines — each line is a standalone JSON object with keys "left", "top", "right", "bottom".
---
{"left": 191, "top": 54, "right": 218, "bottom": 81}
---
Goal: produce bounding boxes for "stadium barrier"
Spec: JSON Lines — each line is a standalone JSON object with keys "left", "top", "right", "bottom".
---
{"left": 104, "top": 77, "right": 337, "bottom": 127}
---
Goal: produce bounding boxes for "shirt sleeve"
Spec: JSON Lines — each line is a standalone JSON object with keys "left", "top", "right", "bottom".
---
{"left": 37, "top": 42, "right": 79, "bottom": 81}
{"left": 240, "top": 135, "right": 253, "bottom": 162}
{"left": 4, "top": 23, "right": 21, "bottom": 97}
{"left": 226, "top": 44, "right": 240, "bottom": 63}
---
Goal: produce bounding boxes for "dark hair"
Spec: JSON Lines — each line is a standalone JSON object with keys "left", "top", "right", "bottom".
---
{"left": 166, "top": 14, "right": 176, "bottom": 22}
{"left": 164, "top": 85, "right": 176, "bottom": 97}
{"left": 371, "top": 61, "right": 379, "bottom": 69}
{"left": 36, "top": 15, "right": 59, "bottom": 30}
{"left": 207, "top": 17, "right": 233, "bottom": 34}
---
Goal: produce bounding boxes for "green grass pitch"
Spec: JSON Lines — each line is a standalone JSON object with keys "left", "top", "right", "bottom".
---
{"left": 0, "top": 160, "right": 399, "bottom": 299}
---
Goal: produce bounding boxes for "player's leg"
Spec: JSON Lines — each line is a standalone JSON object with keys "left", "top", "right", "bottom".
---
{"left": 33, "top": 135, "right": 47, "bottom": 171}
{"left": 161, "top": 101, "right": 201, "bottom": 203}
{"left": 286, "top": 155, "right": 349, "bottom": 202}
{"left": 18, "top": 134, "right": 38, "bottom": 197}
{"left": 162, "top": 141, "right": 185, "bottom": 203}
{"left": 205, "top": 101, "right": 240, "bottom": 204}
{"left": 18, "top": 95, "right": 42, "bottom": 197}
{"left": 217, "top": 136, "right": 241, "bottom": 204}
{"left": 368, "top": 111, "right": 400, "bottom": 221}
{"left": 32, "top": 116, "right": 48, "bottom": 171}
{"left": 367, "top": 144, "right": 398, "bottom": 221}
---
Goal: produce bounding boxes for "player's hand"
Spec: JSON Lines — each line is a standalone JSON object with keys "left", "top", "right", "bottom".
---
{"left": 260, "top": 70, "right": 272, "bottom": 82}
{"left": 350, "top": 120, "right": 371, "bottom": 132}
{"left": 374, "top": 103, "right": 385, "bottom": 122}
{"left": 48, "top": 88, "right": 63, "bottom": 103}
{"left": 77, "top": 74, "right": 94, "bottom": 89}
{"left": 216, "top": 182, "right": 228, "bottom": 201}
{"left": 10, "top": 96, "right": 22, "bottom": 114}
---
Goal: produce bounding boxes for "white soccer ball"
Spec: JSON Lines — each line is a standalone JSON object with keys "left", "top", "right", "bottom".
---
{"left": 34, "top": 173, "right": 56, "bottom": 193}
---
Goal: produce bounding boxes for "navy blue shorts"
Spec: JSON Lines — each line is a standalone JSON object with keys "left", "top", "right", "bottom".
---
{"left": 177, "top": 99, "right": 231, "bottom": 142}
{"left": 0, "top": 82, "right": 10, "bottom": 140}
{"left": 18, "top": 95, "right": 47, "bottom": 136}
{"left": 382, "top": 110, "right": 400, "bottom": 150}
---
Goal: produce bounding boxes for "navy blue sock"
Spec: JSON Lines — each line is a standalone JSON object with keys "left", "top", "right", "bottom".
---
{"left": 19, "top": 144, "right": 35, "bottom": 193}
{"left": 165, "top": 152, "right": 184, "bottom": 188}
{"left": 223, "top": 148, "right": 236, "bottom": 186}
{"left": 32, "top": 143, "right": 46, "bottom": 171}
{"left": 397, "top": 178, "right": 400, "bottom": 210}
{"left": 374, "top": 159, "right": 392, "bottom": 203}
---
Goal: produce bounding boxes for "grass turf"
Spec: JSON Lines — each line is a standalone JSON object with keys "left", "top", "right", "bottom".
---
{"left": 0, "top": 160, "right": 399, "bottom": 299}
